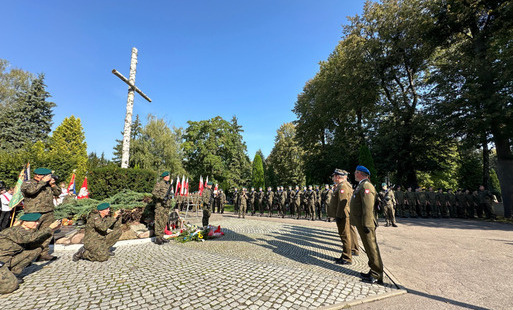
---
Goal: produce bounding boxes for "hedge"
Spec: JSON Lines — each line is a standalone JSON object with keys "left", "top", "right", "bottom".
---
{"left": 88, "top": 166, "right": 157, "bottom": 200}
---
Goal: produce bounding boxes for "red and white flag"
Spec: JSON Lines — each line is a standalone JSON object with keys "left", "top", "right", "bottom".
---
{"left": 67, "top": 173, "right": 76, "bottom": 195}
{"left": 214, "top": 183, "right": 218, "bottom": 195}
{"left": 198, "top": 176, "right": 204, "bottom": 195}
{"left": 77, "top": 177, "right": 89, "bottom": 199}
{"left": 180, "top": 175, "right": 185, "bottom": 196}
{"left": 184, "top": 177, "right": 189, "bottom": 196}
{"left": 175, "top": 175, "right": 181, "bottom": 196}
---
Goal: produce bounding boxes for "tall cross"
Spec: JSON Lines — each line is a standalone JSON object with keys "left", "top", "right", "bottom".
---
{"left": 112, "top": 47, "right": 152, "bottom": 168}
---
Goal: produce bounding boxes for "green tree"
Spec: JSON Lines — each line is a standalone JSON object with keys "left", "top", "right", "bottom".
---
{"left": 112, "top": 114, "right": 143, "bottom": 165}
{"left": 182, "top": 116, "right": 251, "bottom": 190}
{"left": 358, "top": 144, "right": 377, "bottom": 185}
{"left": 0, "top": 74, "right": 55, "bottom": 150}
{"left": 251, "top": 153, "right": 265, "bottom": 189}
{"left": 47, "top": 115, "right": 88, "bottom": 184}
{"left": 267, "top": 123, "right": 305, "bottom": 186}
{"left": 0, "top": 59, "right": 33, "bottom": 109}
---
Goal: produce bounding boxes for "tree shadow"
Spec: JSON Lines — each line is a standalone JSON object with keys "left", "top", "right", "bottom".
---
{"left": 393, "top": 217, "right": 513, "bottom": 231}
{"left": 405, "top": 288, "right": 491, "bottom": 310}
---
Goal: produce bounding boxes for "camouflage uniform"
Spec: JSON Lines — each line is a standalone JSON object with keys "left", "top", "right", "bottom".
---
{"left": 0, "top": 226, "right": 52, "bottom": 294}
{"left": 306, "top": 188, "right": 317, "bottom": 221}
{"left": 152, "top": 179, "right": 172, "bottom": 240}
{"left": 456, "top": 190, "right": 467, "bottom": 218}
{"left": 416, "top": 189, "right": 428, "bottom": 217}
{"left": 248, "top": 189, "right": 256, "bottom": 215}
{"left": 394, "top": 188, "right": 405, "bottom": 218}
{"left": 79, "top": 211, "right": 121, "bottom": 262}
{"left": 232, "top": 190, "right": 239, "bottom": 215}
{"left": 379, "top": 188, "right": 396, "bottom": 227}
{"left": 315, "top": 186, "right": 322, "bottom": 220}
{"left": 279, "top": 188, "right": 286, "bottom": 217}
{"left": 20, "top": 178, "right": 61, "bottom": 256}
{"left": 478, "top": 188, "right": 496, "bottom": 219}
{"left": 238, "top": 190, "right": 248, "bottom": 218}
{"left": 447, "top": 190, "right": 457, "bottom": 217}
{"left": 265, "top": 189, "right": 274, "bottom": 217}
{"left": 426, "top": 188, "right": 437, "bottom": 217}
{"left": 404, "top": 188, "right": 417, "bottom": 217}
{"left": 201, "top": 187, "right": 213, "bottom": 227}
{"left": 256, "top": 189, "right": 264, "bottom": 216}
{"left": 321, "top": 186, "right": 333, "bottom": 221}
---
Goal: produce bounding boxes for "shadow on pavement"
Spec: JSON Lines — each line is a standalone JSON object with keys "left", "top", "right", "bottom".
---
{"left": 391, "top": 217, "right": 513, "bottom": 231}
{"left": 406, "top": 288, "right": 490, "bottom": 310}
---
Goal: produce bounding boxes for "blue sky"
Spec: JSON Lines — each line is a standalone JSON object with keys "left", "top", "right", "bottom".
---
{"left": 1, "top": 0, "right": 365, "bottom": 159}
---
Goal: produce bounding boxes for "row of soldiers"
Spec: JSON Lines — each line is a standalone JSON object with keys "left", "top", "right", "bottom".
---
{"left": 229, "top": 185, "right": 334, "bottom": 220}
{"left": 390, "top": 185, "right": 497, "bottom": 220}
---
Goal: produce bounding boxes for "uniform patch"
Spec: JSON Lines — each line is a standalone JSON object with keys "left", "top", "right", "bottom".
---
{"left": 365, "top": 189, "right": 370, "bottom": 194}
{"left": 340, "top": 189, "right": 344, "bottom": 194}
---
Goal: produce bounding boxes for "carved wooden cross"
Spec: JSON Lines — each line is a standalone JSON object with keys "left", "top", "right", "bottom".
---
{"left": 112, "top": 47, "right": 152, "bottom": 168}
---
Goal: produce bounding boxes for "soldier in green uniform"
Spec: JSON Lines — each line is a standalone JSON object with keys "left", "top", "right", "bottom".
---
{"left": 232, "top": 188, "right": 239, "bottom": 215}
{"left": 379, "top": 184, "right": 397, "bottom": 227}
{"left": 306, "top": 185, "right": 317, "bottom": 221}
{"left": 265, "top": 187, "right": 274, "bottom": 217}
{"left": 455, "top": 189, "right": 465, "bottom": 218}
{"left": 274, "top": 187, "right": 282, "bottom": 217}
{"left": 426, "top": 187, "right": 437, "bottom": 218}
{"left": 465, "top": 189, "right": 475, "bottom": 218}
{"left": 294, "top": 186, "right": 302, "bottom": 219}
{"left": 328, "top": 169, "right": 357, "bottom": 265}
{"left": 404, "top": 186, "right": 416, "bottom": 217}
{"left": 350, "top": 166, "right": 384, "bottom": 285}
{"left": 279, "top": 186, "right": 286, "bottom": 218}
{"left": 322, "top": 184, "right": 333, "bottom": 222}
{"left": 151, "top": 172, "right": 173, "bottom": 245}
{"left": 215, "top": 189, "right": 226, "bottom": 214}
{"left": 248, "top": 187, "right": 256, "bottom": 215}
{"left": 394, "top": 186, "right": 405, "bottom": 218}
{"left": 73, "top": 203, "right": 122, "bottom": 262}
{"left": 0, "top": 213, "right": 61, "bottom": 294}
{"left": 436, "top": 188, "right": 448, "bottom": 218}
{"left": 20, "top": 167, "right": 62, "bottom": 261}
{"left": 477, "top": 185, "right": 496, "bottom": 219}
{"left": 256, "top": 187, "right": 264, "bottom": 216}
{"left": 301, "top": 186, "right": 308, "bottom": 219}
{"left": 238, "top": 188, "right": 248, "bottom": 218}
{"left": 447, "top": 189, "right": 457, "bottom": 217}
{"left": 314, "top": 185, "right": 321, "bottom": 220}
{"left": 202, "top": 182, "right": 214, "bottom": 227}
{"left": 416, "top": 188, "right": 428, "bottom": 218}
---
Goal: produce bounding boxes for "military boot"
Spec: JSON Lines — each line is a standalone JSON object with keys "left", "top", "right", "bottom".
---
{"left": 39, "top": 253, "right": 58, "bottom": 261}
{"left": 73, "top": 246, "right": 86, "bottom": 262}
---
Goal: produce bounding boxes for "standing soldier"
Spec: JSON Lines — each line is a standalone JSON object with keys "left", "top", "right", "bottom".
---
{"left": 232, "top": 188, "right": 239, "bottom": 215}
{"left": 447, "top": 189, "right": 457, "bottom": 217}
{"left": 248, "top": 187, "right": 256, "bottom": 215}
{"left": 426, "top": 187, "right": 437, "bottom": 217}
{"left": 238, "top": 188, "right": 248, "bottom": 218}
{"left": 394, "top": 186, "right": 405, "bottom": 218}
{"left": 456, "top": 189, "right": 467, "bottom": 218}
{"left": 477, "top": 185, "right": 496, "bottom": 219}
{"left": 405, "top": 186, "right": 417, "bottom": 218}
{"left": 279, "top": 186, "right": 286, "bottom": 218}
{"left": 416, "top": 188, "right": 428, "bottom": 218}
{"left": 289, "top": 186, "right": 297, "bottom": 218}
{"left": 257, "top": 187, "right": 264, "bottom": 216}
{"left": 350, "top": 166, "right": 384, "bottom": 285}
{"left": 435, "top": 188, "right": 447, "bottom": 218}
{"left": 286, "top": 186, "right": 293, "bottom": 216}
{"left": 301, "top": 186, "right": 308, "bottom": 219}
{"left": 328, "top": 169, "right": 357, "bottom": 265}
{"left": 20, "top": 167, "right": 61, "bottom": 261}
{"left": 379, "top": 184, "right": 397, "bottom": 227}
{"left": 219, "top": 189, "right": 226, "bottom": 214}
{"left": 295, "top": 186, "right": 302, "bottom": 219}
{"left": 73, "top": 203, "right": 122, "bottom": 261}
{"left": 315, "top": 185, "right": 322, "bottom": 220}
{"left": 265, "top": 187, "right": 274, "bottom": 217}
{"left": 0, "top": 213, "right": 61, "bottom": 294}
{"left": 306, "top": 185, "right": 317, "bottom": 221}
{"left": 321, "top": 184, "right": 333, "bottom": 222}
{"left": 274, "top": 187, "right": 282, "bottom": 217}
{"left": 151, "top": 172, "right": 173, "bottom": 245}
{"left": 202, "top": 182, "right": 214, "bottom": 227}
{"left": 465, "top": 189, "right": 475, "bottom": 218}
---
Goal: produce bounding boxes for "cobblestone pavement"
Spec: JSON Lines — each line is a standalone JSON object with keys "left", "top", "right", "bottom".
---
{"left": 0, "top": 214, "right": 403, "bottom": 310}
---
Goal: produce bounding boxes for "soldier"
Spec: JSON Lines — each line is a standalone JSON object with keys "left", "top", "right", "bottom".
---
{"left": 447, "top": 189, "right": 457, "bottom": 217}
{"left": 301, "top": 186, "right": 308, "bottom": 219}
{"left": 321, "top": 184, "right": 333, "bottom": 222}
{"left": 232, "top": 188, "right": 239, "bottom": 215}
{"left": 201, "top": 182, "right": 214, "bottom": 227}
{"left": 456, "top": 189, "right": 467, "bottom": 218}
{"left": 394, "top": 186, "right": 405, "bottom": 218}
{"left": 436, "top": 188, "right": 449, "bottom": 218}
{"left": 465, "top": 189, "right": 475, "bottom": 218}
{"left": 288, "top": 186, "right": 296, "bottom": 217}
{"left": 315, "top": 185, "right": 322, "bottom": 220}
{"left": 0, "top": 213, "right": 61, "bottom": 294}
{"left": 256, "top": 187, "right": 264, "bottom": 216}
{"left": 265, "top": 187, "right": 274, "bottom": 217}
{"left": 405, "top": 186, "right": 417, "bottom": 218}
{"left": 379, "top": 184, "right": 397, "bottom": 227}
{"left": 238, "top": 188, "right": 248, "bottom": 218}
{"left": 328, "top": 169, "right": 358, "bottom": 265}
{"left": 215, "top": 189, "right": 225, "bottom": 214}
{"left": 426, "top": 187, "right": 437, "bottom": 217}
{"left": 350, "top": 165, "right": 384, "bottom": 285}
{"left": 20, "top": 167, "right": 61, "bottom": 261}
{"left": 151, "top": 172, "right": 173, "bottom": 245}
{"left": 306, "top": 185, "right": 317, "bottom": 221}
{"left": 477, "top": 185, "right": 496, "bottom": 219}
{"left": 294, "top": 186, "right": 302, "bottom": 219}
{"left": 73, "top": 203, "right": 122, "bottom": 262}
{"left": 274, "top": 187, "right": 282, "bottom": 217}
{"left": 416, "top": 188, "right": 428, "bottom": 218}
{"left": 279, "top": 186, "right": 286, "bottom": 218}
{"left": 248, "top": 187, "right": 256, "bottom": 215}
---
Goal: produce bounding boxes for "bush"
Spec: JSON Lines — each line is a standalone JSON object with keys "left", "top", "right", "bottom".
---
{"left": 88, "top": 166, "right": 157, "bottom": 200}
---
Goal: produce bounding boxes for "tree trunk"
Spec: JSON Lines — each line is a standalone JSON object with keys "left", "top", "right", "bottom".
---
{"left": 482, "top": 135, "right": 490, "bottom": 188}
{"left": 121, "top": 48, "right": 138, "bottom": 169}
{"left": 492, "top": 128, "right": 513, "bottom": 218}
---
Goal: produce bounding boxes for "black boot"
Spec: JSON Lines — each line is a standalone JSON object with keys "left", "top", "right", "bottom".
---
{"left": 73, "top": 246, "right": 86, "bottom": 262}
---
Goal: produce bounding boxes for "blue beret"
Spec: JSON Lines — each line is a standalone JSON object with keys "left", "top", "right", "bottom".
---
{"left": 20, "top": 213, "right": 42, "bottom": 221}
{"left": 356, "top": 165, "right": 371, "bottom": 176}
{"left": 97, "top": 202, "right": 110, "bottom": 211}
{"left": 34, "top": 168, "right": 52, "bottom": 175}
{"left": 160, "top": 171, "right": 170, "bottom": 177}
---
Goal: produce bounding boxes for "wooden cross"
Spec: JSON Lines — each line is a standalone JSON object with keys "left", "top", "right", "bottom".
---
{"left": 112, "top": 47, "right": 152, "bottom": 168}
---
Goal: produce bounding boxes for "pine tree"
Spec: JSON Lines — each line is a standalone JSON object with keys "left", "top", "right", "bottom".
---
{"left": 267, "top": 123, "right": 305, "bottom": 186}
{"left": 358, "top": 144, "right": 377, "bottom": 185}
{"left": 251, "top": 153, "right": 265, "bottom": 189}
{"left": 0, "top": 74, "right": 55, "bottom": 150}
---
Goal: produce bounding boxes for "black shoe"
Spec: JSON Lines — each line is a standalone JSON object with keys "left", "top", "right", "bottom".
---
{"left": 155, "top": 237, "right": 163, "bottom": 245}
{"left": 392, "top": 223, "right": 398, "bottom": 227}
{"left": 363, "top": 276, "right": 383, "bottom": 285}
{"left": 109, "top": 252, "right": 115, "bottom": 257}
{"left": 16, "top": 276, "right": 24, "bottom": 284}
{"left": 335, "top": 259, "right": 352, "bottom": 265}
{"left": 360, "top": 271, "right": 372, "bottom": 279}
{"left": 73, "top": 246, "right": 86, "bottom": 262}
{"left": 352, "top": 251, "right": 359, "bottom": 256}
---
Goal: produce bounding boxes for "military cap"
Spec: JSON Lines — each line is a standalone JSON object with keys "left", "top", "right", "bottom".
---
{"left": 160, "top": 171, "right": 170, "bottom": 177}
{"left": 207, "top": 181, "right": 213, "bottom": 185}
{"left": 34, "top": 168, "right": 52, "bottom": 175}
{"left": 332, "top": 168, "right": 348, "bottom": 176}
{"left": 356, "top": 165, "right": 371, "bottom": 176}
{"left": 382, "top": 183, "right": 387, "bottom": 187}
{"left": 97, "top": 202, "right": 110, "bottom": 211}
{"left": 20, "top": 213, "right": 42, "bottom": 221}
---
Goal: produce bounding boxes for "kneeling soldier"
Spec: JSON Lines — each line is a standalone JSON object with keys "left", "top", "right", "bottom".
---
{"left": 73, "top": 203, "right": 121, "bottom": 262}
{"left": 0, "top": 213, "right": 61, "bottom": 294}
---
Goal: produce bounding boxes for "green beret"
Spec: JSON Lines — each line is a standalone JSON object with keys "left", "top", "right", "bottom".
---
{"left": 97, "top": 202, "right": 110, "bottom": 211}
{"left": 160, "top": 171, "right": 170, "bottom": 177}
{"left": 20, "top": 213, "right": 42, "bottom": 221}
{"left": 207, "top": 181, "right": 213, "bottom": 185}
{"left": 34, "top": 168, "right": 52, "bottom": 175}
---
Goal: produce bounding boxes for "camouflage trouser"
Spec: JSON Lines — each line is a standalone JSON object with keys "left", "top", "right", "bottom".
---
{"left": 308, "top": 203, "right": 316, "bottom": 220}
{"left": 238, "top": 203, "right": 246, "bottom": 218}
{"left": 396, "top": 204, "right": 404, "bottom": 217}
{"left": 383, "top": 205, "right": 396, "bottom": 225}
{"left": 155, "top": 205, "right": 171, "bottom": 238}
{"left": 0, "top": 264, "right": 18, "bottom": 294}
{"left": 38, "top": 212, "right": 55, "bottom": 255}
{"left": 83, "top": 220, "right": 121, "bottom": 262}
{"left": 202, "top": 208, "right": 211, "bottom": 227}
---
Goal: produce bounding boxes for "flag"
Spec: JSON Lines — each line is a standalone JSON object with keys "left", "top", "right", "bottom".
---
{"left": 68, "top": 173, "right": 76, "bottom": 195}
{"left": 198, "top": 176, "right": 204, "bottom": 195}
{"left": 77, "top": 177, "right": 89, "bottom": 199}
{"left": 175, "top": 175, "right": 181, "bottom": 196}
{"left": 214, "top": 183, "right": 218, "bottom": 195}
{"left": 8, "top": 162, "right": 30, "bottom": 210}
{"left": 184, "top": 177, "right": 189, "bottom": 196}
{"left": 206, "top": 176, "right": 209, "bottom": 186}
{"left": 180, "top": 175, "right": 185, "bottom": 196}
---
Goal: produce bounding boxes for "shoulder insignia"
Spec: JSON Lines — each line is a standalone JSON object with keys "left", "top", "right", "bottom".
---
{"left": 340, "top": 189, "right": 344, "bottom": 194}
{"left": 365, "top": 189, "right": 370, "bottom": 194}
